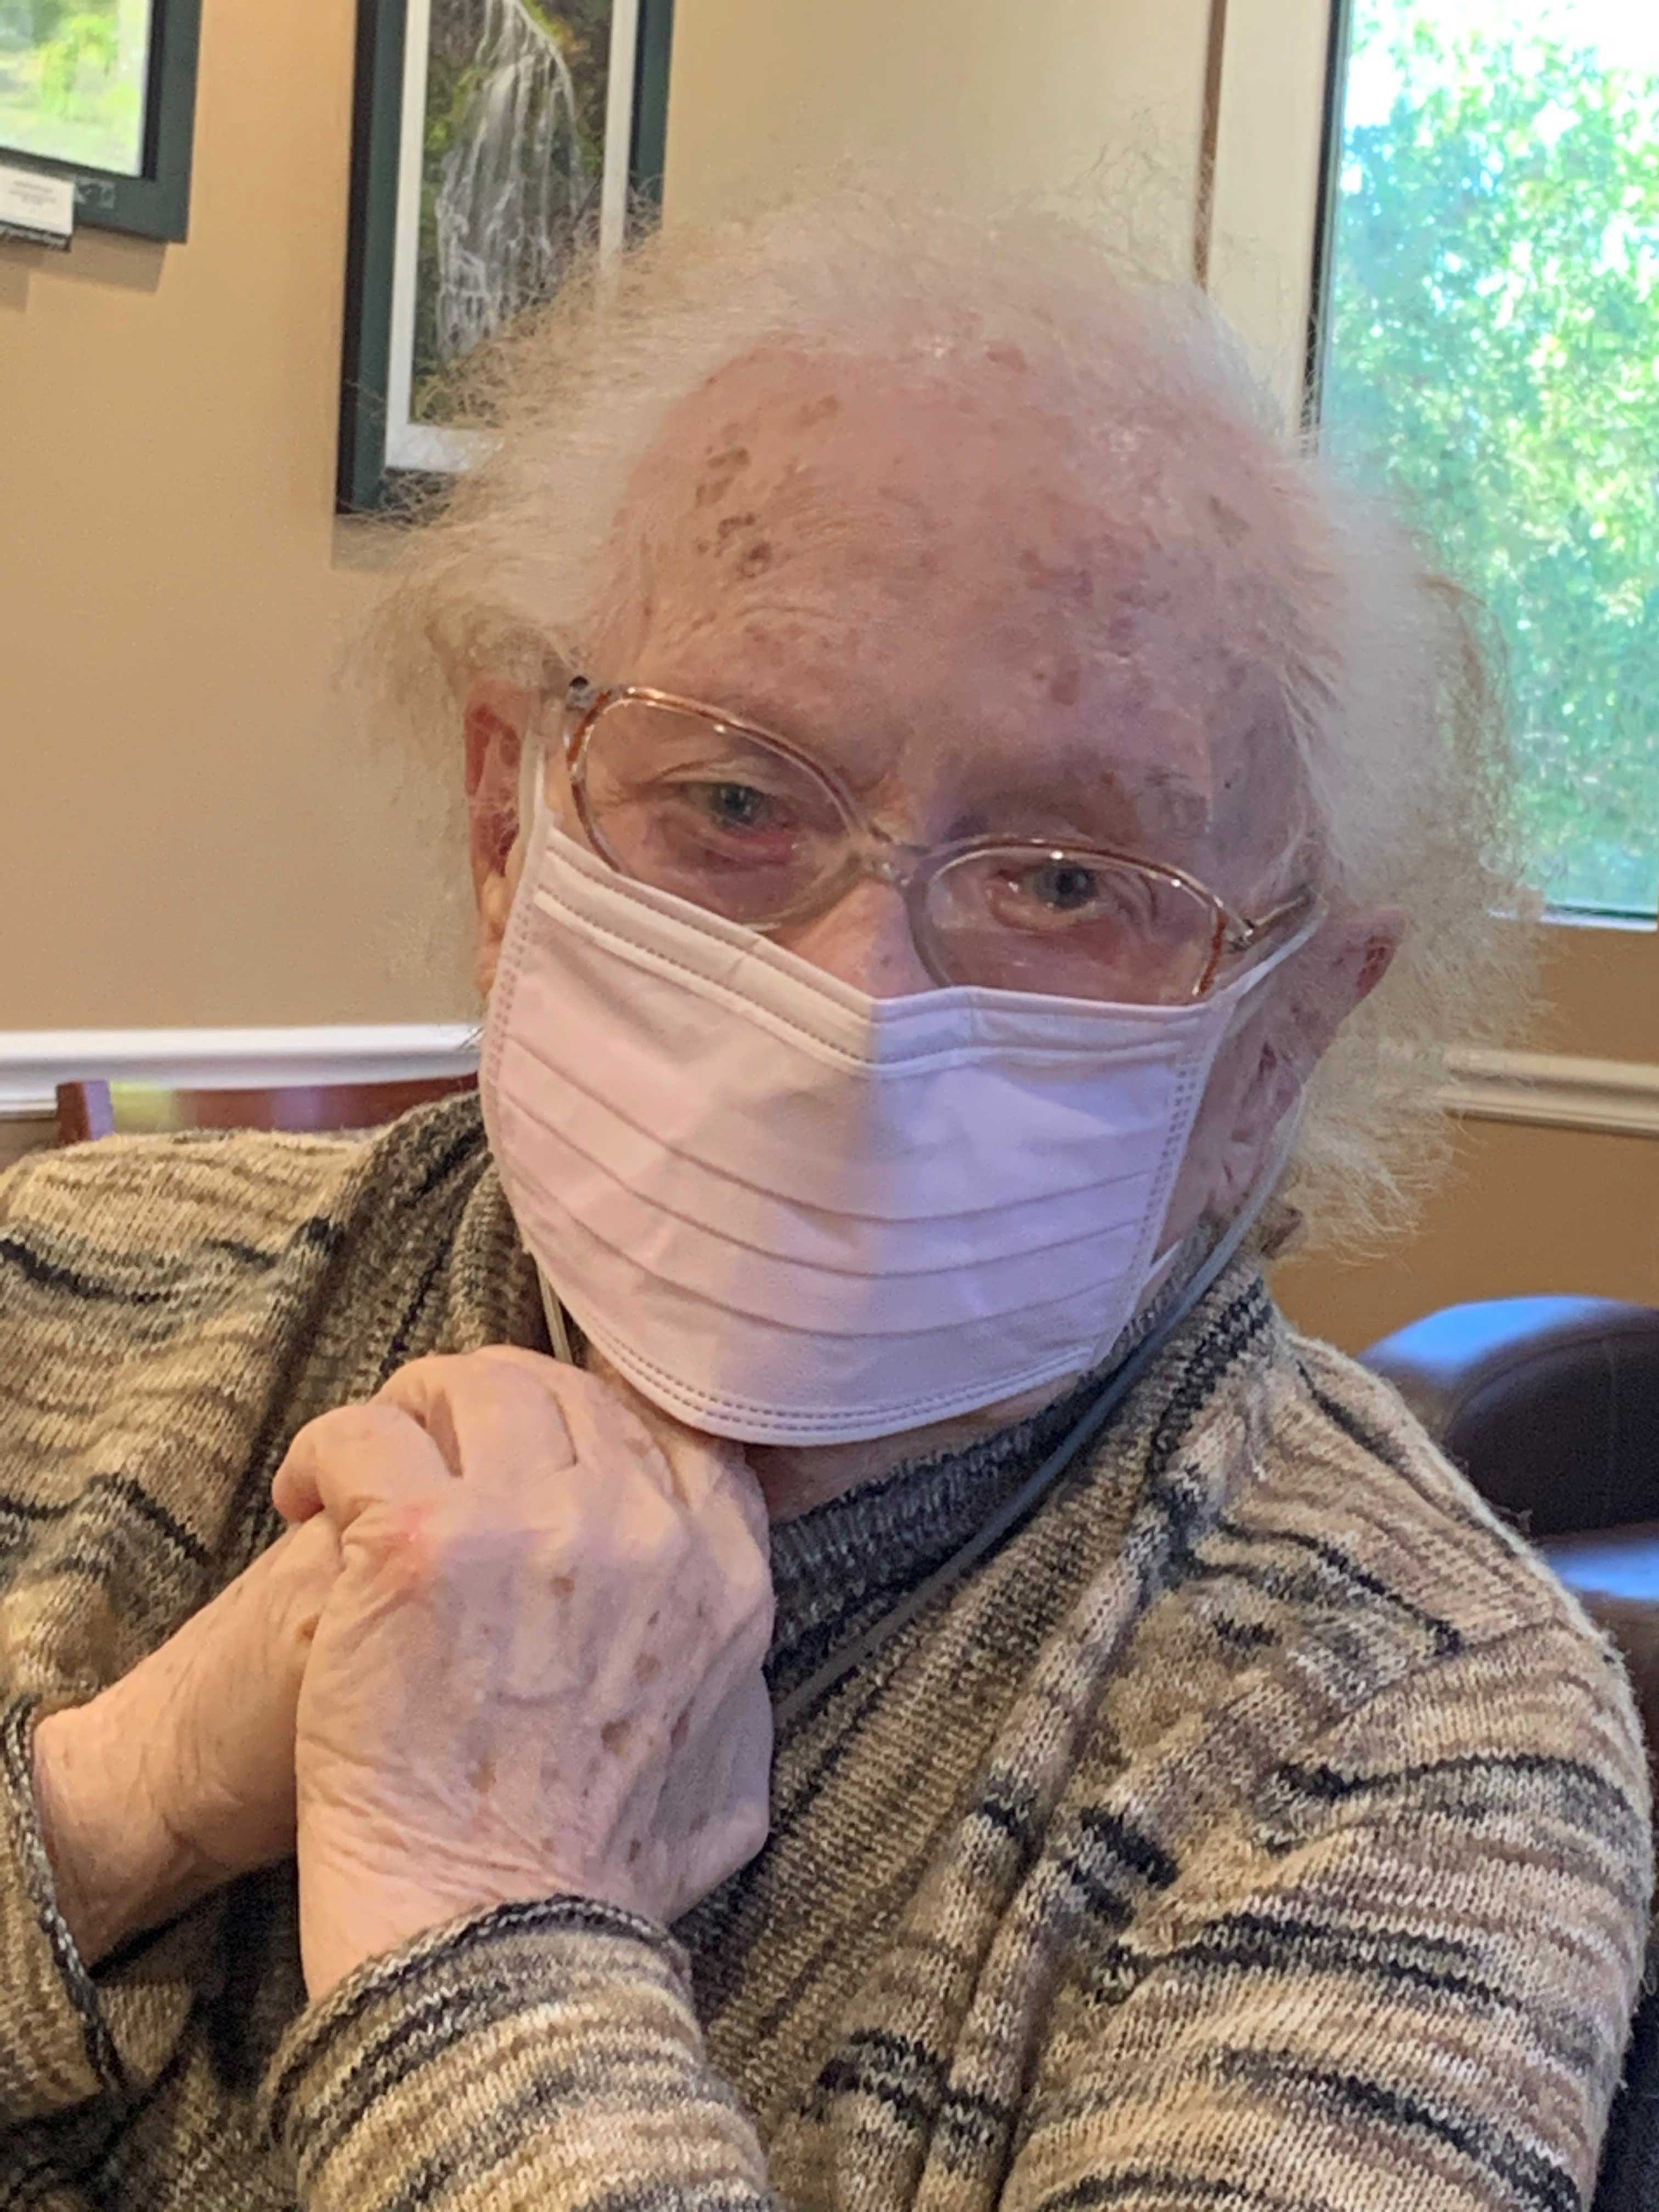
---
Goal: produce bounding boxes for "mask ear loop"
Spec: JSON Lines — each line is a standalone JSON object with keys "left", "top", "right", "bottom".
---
{"left": 517, "top": 723, "right": 549, "bottom": 848}
{"left": 513, "top": 722, "right": 582, "bottom": 1367}
{"left": 771, "top": 1096, "right": 1306, "bottom": 1735}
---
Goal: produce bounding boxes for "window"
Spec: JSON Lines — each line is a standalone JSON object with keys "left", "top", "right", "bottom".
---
{"left": 1317, "top": 0, "right": 1659, "bottom": 918}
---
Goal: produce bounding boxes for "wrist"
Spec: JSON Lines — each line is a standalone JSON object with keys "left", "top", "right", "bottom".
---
{"left": 31, "top": 1692, "right": 202, "bottom": 1965}
{"left": 297, "top": 1825, "right": 604, "bottom": 2000}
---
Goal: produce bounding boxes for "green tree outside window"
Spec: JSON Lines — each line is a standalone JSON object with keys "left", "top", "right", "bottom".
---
{"left": 1324, "top": 0, "right": 1659, "bottom": 913}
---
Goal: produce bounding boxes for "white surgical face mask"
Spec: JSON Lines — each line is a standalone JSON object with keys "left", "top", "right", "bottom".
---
{"left": 481, "top": 780, "right": 1312, "bottom": 1447}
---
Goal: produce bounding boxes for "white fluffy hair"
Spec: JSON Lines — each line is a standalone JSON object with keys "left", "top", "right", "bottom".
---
{"left": 373, "top": 188, "right": 1528, "bottom": 1250}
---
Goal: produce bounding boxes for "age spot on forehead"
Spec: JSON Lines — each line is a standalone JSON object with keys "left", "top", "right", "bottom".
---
{"left": 1019, "top": 547, "right": 1095, "bottom": 610}
{"left": 695, "top": 443, "right": 752, "bottom": 509}
{"left": 1046, "top": 658, "right": 1082, "bottom": 708}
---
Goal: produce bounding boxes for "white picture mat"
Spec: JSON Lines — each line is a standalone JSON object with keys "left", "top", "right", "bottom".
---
{"left": 384, "top": 0, "right": 641, "bottom": 475}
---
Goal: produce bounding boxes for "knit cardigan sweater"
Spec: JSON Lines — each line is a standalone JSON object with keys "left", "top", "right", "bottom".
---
{"left": 0, "top": 1096, "right": 1649, "bottom": 2212}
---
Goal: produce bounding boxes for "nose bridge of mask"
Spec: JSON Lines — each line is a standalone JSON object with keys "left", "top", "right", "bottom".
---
{"left": 533, "top": 817, "right": 1242, "bottom": 1071}
{"left": 519, "top": 827, "right": 1244, "bottom": 1230}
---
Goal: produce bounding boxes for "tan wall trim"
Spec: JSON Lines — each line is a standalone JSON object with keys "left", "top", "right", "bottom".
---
{"left": 1438, "top": 1048, "right": 1659, "bottom": 1138}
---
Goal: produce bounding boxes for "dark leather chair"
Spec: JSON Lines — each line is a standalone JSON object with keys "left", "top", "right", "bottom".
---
{"left": 1362, "top": 1297, "right": 1659, "bottom": 2210}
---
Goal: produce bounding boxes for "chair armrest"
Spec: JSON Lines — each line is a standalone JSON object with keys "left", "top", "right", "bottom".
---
{"left": 1361, "top": 1297, "right": 1659, "bottom": 1537}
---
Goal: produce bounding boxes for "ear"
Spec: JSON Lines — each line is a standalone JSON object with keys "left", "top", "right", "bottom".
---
{"left": 1170, "top": 906, "right": 1406, "bottom": 1230}
{"left": 1222, "top": 906, "right": 1404, "bottom": 1206}
{"left": 465, "top": 679, "right": 537, "bottom": 998}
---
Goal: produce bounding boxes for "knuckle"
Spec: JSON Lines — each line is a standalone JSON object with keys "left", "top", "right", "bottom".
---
{"left": 382, "top": 1353, "right": 453, "bottom": 1391}
{"left": 731, "top": 1545, "right": 774, "bottom": 1621}
{"left": 622, "top": 1491, "right": 690, "bottom": 1567}
{"left": 357, "top": 1497, "right": 447, "bottom": 1587}
{"left": 732, "top": 1797, "right": 770, "bottom": 1867}
{"left": 310, "top": 1400, "right": 402, "bottom": 1451}
{"left": 475, "top": 1344, "right": 573, "bottom": 1389}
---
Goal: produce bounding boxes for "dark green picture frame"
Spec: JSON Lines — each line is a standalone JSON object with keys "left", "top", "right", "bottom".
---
{"left": 337, "top": 0, "right": 675, "bottom": 516}
{"left": 0, "top": 0, "right": 201, "bottom": 243}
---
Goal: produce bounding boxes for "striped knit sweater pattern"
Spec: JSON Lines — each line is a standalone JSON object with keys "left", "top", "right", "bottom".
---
{"left": 0, "top": 1095, "right": 1649, "bottom": 2212}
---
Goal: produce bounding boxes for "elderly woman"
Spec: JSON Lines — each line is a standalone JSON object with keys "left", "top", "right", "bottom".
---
{"left": 1, "top": 200, "right": 1649, "bottom": 2211}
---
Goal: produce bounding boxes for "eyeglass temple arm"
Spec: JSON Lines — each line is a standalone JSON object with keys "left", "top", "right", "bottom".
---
{"left": 1226, "top": 886, "right": 1318, "bottom": 955}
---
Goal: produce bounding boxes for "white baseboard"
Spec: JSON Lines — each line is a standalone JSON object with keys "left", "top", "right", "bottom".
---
{"left": 0, "top": 1024, "right": 480, "bottom": 1169}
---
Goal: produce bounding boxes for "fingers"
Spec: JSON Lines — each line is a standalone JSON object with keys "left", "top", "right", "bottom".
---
{"left": 571, "top": 1345, "right": 759, "bottom": 1521}
{"left": 263, "top": 1510, "right": 344, "bottom": 1590}
{"left": 272, "top": 1402, "right": 455, "bottom": 1530}
{"left": 278, "top": 1348, "right": 770, "bottom": 1571}
{"left": 377, "top": 1348, "right": 582, "bottom": 1493}
{"left": 430, "top": 1346, "right": 772, "bottom": 1558}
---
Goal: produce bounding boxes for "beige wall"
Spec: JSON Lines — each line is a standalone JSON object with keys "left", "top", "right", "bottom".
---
{"left": 1275, "top": 1120, "right": 1659, "bottom": 1354}
{"left": 0, "top": 0, "right": 1210, "bottom": 1032}
{"left": 0, "top": 2, "right": 472, "bottom": 1028}
{"left": 664, "top": 0, "right": 1205, "bottom": 227}
{"left": 1276, "top": 917, "right": 1659, "bottom": 1350}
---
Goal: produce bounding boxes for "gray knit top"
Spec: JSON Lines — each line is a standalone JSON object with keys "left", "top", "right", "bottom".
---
{"left": 0, "top": 1094, "right": 1649, "bottom": 2210}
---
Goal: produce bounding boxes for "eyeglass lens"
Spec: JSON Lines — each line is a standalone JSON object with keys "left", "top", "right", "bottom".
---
{"left": 574, "top": 696, "right": 1221, "bottom": 1003}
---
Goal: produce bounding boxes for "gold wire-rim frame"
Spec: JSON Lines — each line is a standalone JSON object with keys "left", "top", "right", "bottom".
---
{"left": 562, "top": 679, "right": 1314, "bottom": 1002}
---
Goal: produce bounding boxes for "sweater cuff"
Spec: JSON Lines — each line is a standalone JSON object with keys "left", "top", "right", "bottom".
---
{"left": 0, "top": 1699, "right": 208, "bottom": 2121}
{"left": 262, "top": 1894, "right": 771, "bottom": 2212}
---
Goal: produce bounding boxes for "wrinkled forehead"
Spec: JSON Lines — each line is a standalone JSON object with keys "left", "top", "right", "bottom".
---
{"left": 582, "top": 343, "right": 1316, "bottom": 884}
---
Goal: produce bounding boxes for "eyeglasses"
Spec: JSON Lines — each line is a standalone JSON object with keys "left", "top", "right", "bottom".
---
{"left": 561, "top": 679, "right": 1316, "bottom": 1006}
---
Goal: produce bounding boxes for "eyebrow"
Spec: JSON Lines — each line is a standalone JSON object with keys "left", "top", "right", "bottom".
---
{"left": 641, "top": 677, "right": 1216, "bottom": 858}
{"left": 952, "top": 746, "right": 1215, "bottom": 856}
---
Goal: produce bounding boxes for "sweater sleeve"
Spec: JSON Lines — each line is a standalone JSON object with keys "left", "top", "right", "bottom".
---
{"left": 0, "top": 1142, "right": 314, "bottom": 2127}
{"left": 262, "top": 1895, "right": 774, "bottom": 2211}
{"left": 0, "top": 1141, "right": 226, "bottom": 2123}
{"left": 1004, "top": 1615, "right": 1653, "bottom": 2212}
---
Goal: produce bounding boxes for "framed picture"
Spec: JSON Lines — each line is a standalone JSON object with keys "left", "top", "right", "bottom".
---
{"left": 338, "top": 0, "right": 674, "bottom": 514}
{"left": 0, "top": 0, "right": 200, "bottom": 241}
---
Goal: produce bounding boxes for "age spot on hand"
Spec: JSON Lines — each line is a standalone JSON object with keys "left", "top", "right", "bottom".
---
{"left": 634, "top": 1651, "right": 662, "bottom": 1685}
{"left": 600, "top": 1717, "right": 633, "bottom": 1756}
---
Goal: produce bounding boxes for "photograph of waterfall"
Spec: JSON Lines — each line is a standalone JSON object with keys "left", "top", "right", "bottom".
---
{"left": 337, "top": 0, "right": 674, "bottom": 511}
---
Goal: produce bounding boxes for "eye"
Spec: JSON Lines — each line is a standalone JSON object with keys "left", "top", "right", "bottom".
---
{"left": 699, "top": 781, "right": 781, "bottom": 832}
{"left": 652, "top": 772, "right": 805, "bottom": 842}
{"left": 996, "top": 858, "right": 1148, "bottom": 926}
{"left": 1026, "top": 860, "right": 1111, "bottom": 915}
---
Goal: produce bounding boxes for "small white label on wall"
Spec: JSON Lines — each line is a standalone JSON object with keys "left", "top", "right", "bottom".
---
{"left": 0, "top": 164, "right": 74, "bottom": 250}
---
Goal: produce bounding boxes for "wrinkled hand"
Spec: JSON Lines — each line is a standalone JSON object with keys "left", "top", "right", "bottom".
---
{"left": 32, "top": 1513, "right": 341, "bottom": 1963}
{"left": 272, "top": 1348, "right": 775, "bottom": 2000}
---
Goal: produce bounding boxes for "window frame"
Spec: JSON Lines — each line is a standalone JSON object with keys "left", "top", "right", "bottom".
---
{"left": 1205, "top": 0, "right": 1659, "bottom": 1072}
